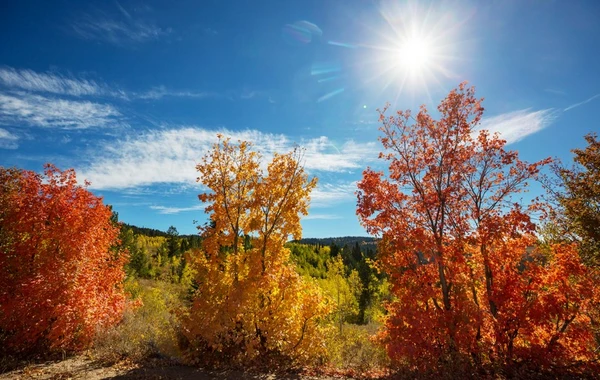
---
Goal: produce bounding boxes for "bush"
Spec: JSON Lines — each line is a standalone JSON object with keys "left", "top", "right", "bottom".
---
{"left": 0, "top": 165, "right": 127, "bottom": 356}
{"left": 93, "top": 279, "right": 185, "bottom": 363}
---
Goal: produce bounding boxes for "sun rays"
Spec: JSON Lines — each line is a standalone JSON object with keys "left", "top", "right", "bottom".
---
{"left": 362, "top": 1, "right": 467, "bottom": 104}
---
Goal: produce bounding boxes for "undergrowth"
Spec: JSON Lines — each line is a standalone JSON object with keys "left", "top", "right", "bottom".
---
{"left": 92, "top": 278, "right": 187, "bottom": 364}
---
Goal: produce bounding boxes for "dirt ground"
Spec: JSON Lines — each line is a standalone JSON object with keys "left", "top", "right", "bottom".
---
{"left": 0, "top": 356, "right": 338, "bottom": 380}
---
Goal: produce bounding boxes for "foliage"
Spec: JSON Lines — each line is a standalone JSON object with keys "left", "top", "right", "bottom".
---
{"left": 543, "top": 133, "right": 600, "bottom": 267}
{"left": 356, "top": 83, "right": 599, "bottom": 369}
{"left": 319, "top": 255, "right": 362, "bottom": 333}
{"left": 93, "top": 279, "right": 184, "bottom": 363}
{"left": 183, "top": 135, "right": 331, "bottom": 367}
{"left": 121, "top": 227, "right": 196, "bottom": 284}
{"left": 288, "top": 243, "right": 330, "bottom": 279}
{"left": 0, "top": 165, "right": 127, "bottom": 356}
{"left": 288, "top": 240, "right": 388, "bottom": 325}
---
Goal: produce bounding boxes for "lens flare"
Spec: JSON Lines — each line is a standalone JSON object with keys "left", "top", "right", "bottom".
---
{"left": 282, "top": 20, "right": 323, "bottom": 45}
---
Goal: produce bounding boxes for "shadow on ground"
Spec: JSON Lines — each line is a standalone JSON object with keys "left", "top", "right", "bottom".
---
{"left": 108, "top": 365, "right": 307, "bottom": 380}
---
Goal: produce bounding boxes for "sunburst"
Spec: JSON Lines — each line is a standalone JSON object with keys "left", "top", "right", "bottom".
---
{"left": 361, "top": 1, "right": 466, "bottom": 103}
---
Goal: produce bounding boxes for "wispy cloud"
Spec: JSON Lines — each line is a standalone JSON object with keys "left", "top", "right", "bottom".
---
{"left": 238, "top": 89, "right": 278, "bottom": 103}
{"left": 350, "top": 119, "right": 380, "bottom": 131}
{"left": 564, "top": 93, "right": 600, "bottom": 112}
{"left": 0, "top": 67, "right": 119, "bottom": 97}
{"left": 545, "top": 88, "right": 567, "bottom": 96}
{"left": 0, "top": 127, "right": 19, "bottom": 149}
{"left": 303, "top": 213, "right": 343, "bottom": 220}
{"left": 310, "top": 181, "right": 358, "bottom": 207}
{"left": 0, "top": 67, "right": 207, "bottom": 101}
{"left": 477, "top": 108, "right": 557, "bottom": 144}
{"left": 150, "top": 204, "right": 206, "bottom": 214}
{"left": 303, "top": 137, "right": 379, "bottom": 172}
{"left": 77, "top": 128, "right": 378, "bottom": 190}
{"left": 135, "top": 86, "right": 219, "bottom": 100}
{"left": 71, "top": 6, "right": 171, "bottom": 46}
{"left": 0, "top": 92, "right": 124, "bottom": 129}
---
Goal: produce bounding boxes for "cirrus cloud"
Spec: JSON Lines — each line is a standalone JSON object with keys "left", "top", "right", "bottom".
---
{"left": 476, "top": 108, "right": 558, "bottom": 144}
{"left": 77, "top": 127, "right": 379, "bottom": 190}
{"left": 0, "top": 92, "right": 124, "bottom": 130}
{"left": 0, "top": 127, "right": 19, "bottom": 149}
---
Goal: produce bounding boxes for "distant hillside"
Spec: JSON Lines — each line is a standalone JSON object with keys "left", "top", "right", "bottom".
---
{"left": 122, "top": 223, "right": 170, "bottom": 237}
{"left": 292, "top": 236, "right": 379, "bottom": 248}
{"left": 122, "top": 223, "right": 200, "bottom": 239}
{"left": 123, "top": 224, "right": 377, "bottom": 248}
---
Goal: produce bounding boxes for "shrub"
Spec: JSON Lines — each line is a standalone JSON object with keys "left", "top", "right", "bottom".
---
{"left": 0, "top": 165, "right": 127, "bottom": 356}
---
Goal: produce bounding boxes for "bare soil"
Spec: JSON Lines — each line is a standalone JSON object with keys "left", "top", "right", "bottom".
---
{"left": 0, "top": 356, "right": 338, "bottom": 380}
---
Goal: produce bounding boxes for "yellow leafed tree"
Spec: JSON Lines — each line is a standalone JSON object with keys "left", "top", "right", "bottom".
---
{"left": 183, "top": 135, "right": 331, "bottom": 366}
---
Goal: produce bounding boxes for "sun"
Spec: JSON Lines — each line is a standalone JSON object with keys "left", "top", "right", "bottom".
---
{"left": 370, "top": 28, "right": 442, "bottom": 95}
{"left": 359, "top": 1, "right": 465, "bottom": 101}
{"left": 397, "top": 35, "right": 434, "bottom": 75}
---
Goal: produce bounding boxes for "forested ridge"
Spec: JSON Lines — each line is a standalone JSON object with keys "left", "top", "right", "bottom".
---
{"left": 2, "top": 84, "right": 600, "bottom": 378}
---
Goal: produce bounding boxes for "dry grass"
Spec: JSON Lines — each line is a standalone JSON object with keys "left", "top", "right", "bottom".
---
{"left": 324, "top": 323, "right": 390, "bottom": 374}
{"left": 92, "top": 279, "right": 186, "bottom": 364}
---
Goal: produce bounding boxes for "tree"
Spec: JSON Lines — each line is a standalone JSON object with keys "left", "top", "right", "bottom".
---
{"left": 166, "top": 225, "right": 180, "bottom": 258}
{"left": 0, "top": 165, "right": 127, "bottom": 355}
{"left": 356, "top": 83, "right": 599, "bottom": 369}
{"left": 183, "top": 135, "right": 330, "bottom": 366}
{"left": 320, "top": 255, "right": 362, "bottom": 334}
{"left": 543, "top": 133, "right": 600, "bottom": 267}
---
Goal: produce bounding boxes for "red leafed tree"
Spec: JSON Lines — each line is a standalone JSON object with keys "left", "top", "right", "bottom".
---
{"left": 356, "top": 83, "right": 599, "bottom": 369}
{"left": 0, "top": 164, "right": 127, "bottom": 355}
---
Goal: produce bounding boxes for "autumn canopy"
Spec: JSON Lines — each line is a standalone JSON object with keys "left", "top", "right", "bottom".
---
{"left": 357, "top": 83, "right": 599, "bottom": 368}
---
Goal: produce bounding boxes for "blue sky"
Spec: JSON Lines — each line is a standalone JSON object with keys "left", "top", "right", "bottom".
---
{"left": 0, "top": 0, "right": 599, "bottom": 237}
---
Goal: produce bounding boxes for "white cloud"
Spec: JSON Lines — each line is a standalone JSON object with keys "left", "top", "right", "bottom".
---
{"left": 303, "top": 213, "right": 343, "bottom": 220}
{"left": 564, "top": 94, "right": 600, "bottom": 112}
{"left": 0, "top": 127, "right": 18, "bottom": 149}
{"left": 310, "top": 181, "right": 358, "bottom": 207}
{"left": 79, "top": 128, "right": 284, "bottom": 189}
{"left": 303, "top": 137, "right": 379, "bottom": 172}
{"left": 77, "top": 128, "right": 378, "bottom": 190}
{"left": 476, "top": 108, "right": 557, "bottom": 144}
{"left": 135, "top": 86, "right": 218, "bottom": 100}
{"left": 0, "top": 67, "right": 208, "bottom": 101}
{"left": 0, "top": 92, "right": 124, "bottom": 129}
{"left": 71, "top": 10, "right": 171, "bottom": 45}
{"left": 0, "top": 67, "right": 120, "bottom": 98}
{"left": 150, "top": 204, "right": 206, "bottom": 214}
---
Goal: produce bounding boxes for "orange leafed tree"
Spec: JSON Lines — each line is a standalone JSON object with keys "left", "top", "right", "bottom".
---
{"left": 183, "top": 135, "right": 330, "bottom": 366}
{"left": 0, "top": 165, "right": 127, "bottom": 355}
{"left": 356, "top": 83, "right": 599, "bottom": 369}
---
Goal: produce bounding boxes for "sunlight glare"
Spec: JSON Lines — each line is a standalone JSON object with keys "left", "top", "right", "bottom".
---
{"left": 398, "top": 35, "right": 433, "bottom": 74}
{"left": 361, "top": 0, "right": 468, "bottom": 102}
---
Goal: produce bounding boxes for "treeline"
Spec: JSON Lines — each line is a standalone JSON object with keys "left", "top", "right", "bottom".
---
{"left": 292, "top": 236, "right": 378, "bottom": 249}
{"left": 121, "top": 222, "right": 204, "bottom": 242}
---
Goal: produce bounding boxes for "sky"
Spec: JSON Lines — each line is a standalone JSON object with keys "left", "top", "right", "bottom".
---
{"left": 0, "top": 0, "right": 599, "bottom": 238}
